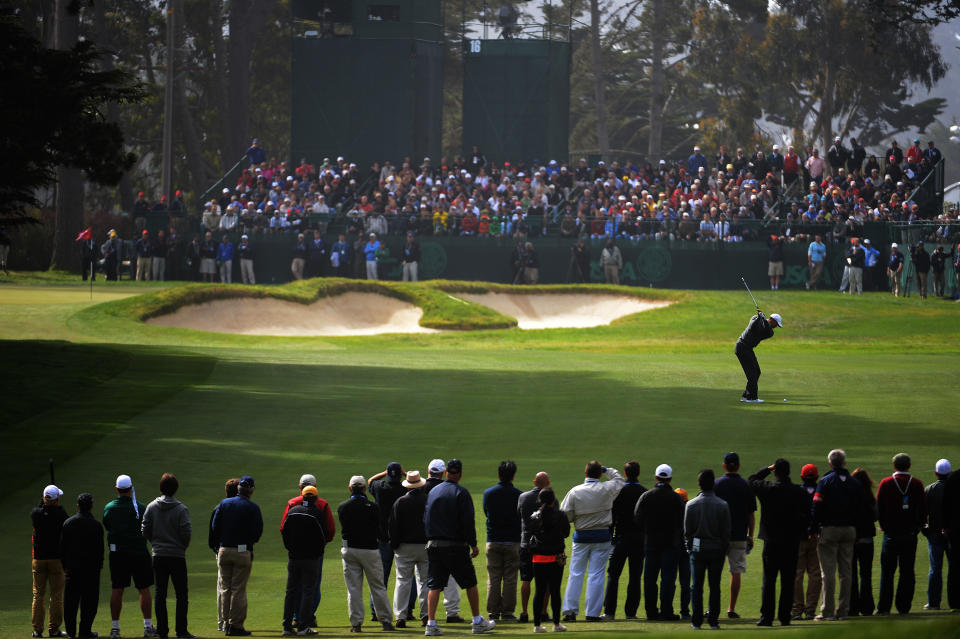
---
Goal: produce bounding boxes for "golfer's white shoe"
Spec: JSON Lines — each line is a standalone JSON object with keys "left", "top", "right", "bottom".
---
{"left": 740, "top": 398, "right": 764, "bottom": 403}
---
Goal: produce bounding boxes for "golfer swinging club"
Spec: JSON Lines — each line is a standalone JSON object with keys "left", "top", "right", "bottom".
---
{"left": 735, "top": 307, "right": 782, "bottom": 404}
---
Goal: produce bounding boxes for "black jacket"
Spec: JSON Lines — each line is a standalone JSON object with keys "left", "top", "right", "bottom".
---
{"left": 388, "top": 488, "right": 427, "bottom": 548}
{"left": 338, "top": 495, "right": 381, "bottom": 549}
{"left": 528, "top": 506, "right": 570, "bottom": 556}
{"left": 748, "top": 467, "right": 810, "bottom": 544}
{"left": 634, "top": 482, "right": 685, "bottom": 549}
{"left": 370, "top": 479, "right": 406, "bottom": 542}
{"left": 281, "top": 500, "right": 327, "bottom": 560}
{"left": 738, "top": 312, "right": 774, "bottom": 349}
{"left": 60, "top": 511, "right": 104, "bottom": 571}
{"left": 945, "top": 470, "right": 960, "bottom": 531}
{"left": 612, "top": 482, "right": 647, "bottom": 540}
{"left": 402, "top": 241, "right": 421, "bottom": 263}
{"left": 31, "top": 504, "right": 68, "bottom": 560}
{"left": 518, "top": 488, "right": 542, "bottom": 548}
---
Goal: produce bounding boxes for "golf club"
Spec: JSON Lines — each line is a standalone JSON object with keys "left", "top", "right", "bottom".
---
{"left": 741, "top": 276, "right": 760, "bottom": 311}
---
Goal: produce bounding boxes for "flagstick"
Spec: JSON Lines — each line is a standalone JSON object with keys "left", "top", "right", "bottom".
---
{"left": 90, "top": 260, "right": 93, "bottom": 300}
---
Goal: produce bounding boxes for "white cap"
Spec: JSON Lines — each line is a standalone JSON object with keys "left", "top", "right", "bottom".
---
{"left": 429, "top": 459, "right": 446, "bottom": 473}
{"left": 349, "top": 475, "right": 366, "bottom": 488}
{"left": 299, "top": 474, "right": 317, "bottom": 487}
{"left": 655, "top": 464, "right": 673, "bottom": 479}
{"left": 116, "top": 474, "right": 133, "bottom": 490}
{"left": 770, "top": 313, "right": 783, "bottom": 328}
{"left": 891, "top": 242, "right": 898, "bottom": 248}
{"left": 43, "top": 485, "right": 63, "bottom": 500}
{"left": 936, "top": 459, "right": 951, "bottom": 475}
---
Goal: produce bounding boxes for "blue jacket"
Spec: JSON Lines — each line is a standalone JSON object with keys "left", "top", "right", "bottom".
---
{"left": 812, "top": 468, "right": 863, "bottom": 529}
{"left": 483, "top": 482, "right": 522, "bottom": 543}
{"left": 364, "top": 241, "right": 380, "bottom": 262}
{"left": 210, "top": 495, "right": 263, "bottom": 550}
{"left": 687, "top": 153, "right": 707, "bottom": 174}
{"left": 216, "top": 241, "right": 235, "bottom": 261}
{"left": 425, "top": 480, "right": 476, "bottom": 546}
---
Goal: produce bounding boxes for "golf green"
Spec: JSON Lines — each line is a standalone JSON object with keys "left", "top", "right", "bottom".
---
{"left": 1, "top": 277, "right": 958, "bottom": 638}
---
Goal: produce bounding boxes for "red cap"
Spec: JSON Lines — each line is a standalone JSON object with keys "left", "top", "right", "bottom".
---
{"left": 142, "top": 230, "right": 148, "bottom": 235}
{"left": 160, "top": 195, "right": 167, "bottom": 201}
{"left": 175, "top": 190, "right": 182, "bottom": 196}
{"left": 801, "top": 464, "right": 819, "bottom": 479}
{"left": 138, "top": 191, "right": 144, "bottom": 197}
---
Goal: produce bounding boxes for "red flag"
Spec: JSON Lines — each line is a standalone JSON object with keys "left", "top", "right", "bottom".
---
{"left": 75, "top": 227, "right": 92, "bottom": 242}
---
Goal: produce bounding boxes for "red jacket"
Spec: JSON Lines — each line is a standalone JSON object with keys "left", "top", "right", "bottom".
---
{"left": 281, "top": 494, "right": 336, "bottom": 542}
{"left": 876, "top": 473, "right": 926, "bottom": 536}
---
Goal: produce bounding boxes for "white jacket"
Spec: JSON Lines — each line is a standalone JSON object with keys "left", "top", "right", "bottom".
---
{"left": 560, "top": 468, "right": 624, "bottom": 531}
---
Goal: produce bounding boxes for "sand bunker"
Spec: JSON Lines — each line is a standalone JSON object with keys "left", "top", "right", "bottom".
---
{"left": 456, "top": 293, "right": 671, "bottom": 329}
{"left": 147, "top": 292, "right": 437, "bottom": 336}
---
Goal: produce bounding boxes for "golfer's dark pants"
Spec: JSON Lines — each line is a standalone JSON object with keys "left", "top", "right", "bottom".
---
{"left": 643, "top": 545, "right": 677, "bottom": 618}
{"left": 690, "top": 551, "right": 724, "bottom": 628}
{"left": 81, "top": 258, "right": 96, "bottom": 281}
{"left": 947, "top": 529, "right": 960, "bottom": 609}
{"left": 849, "top": 540, "right": 875, "bottom": 616}
{"left": 533, "top": 562, "right": 563, "bottom": 627}
{"left": 735, "top": 341, "right": 760, "bottom": 399}
{"left": 284, "top": 559, "right": 320, "bottom": 629}
{"left": 603, "top": 537, "right": 643, "bottom": 617}
{"left": 153, "top": 556, "right": 188, "bottom": 636}
{"left": 64, "top": 566, "right": 99, "bottom": 638}
{"left": 878, "top": 533, "right": 917, "bottom": 614}
{"left": 760, "top": 541, "right": 798, "bottom": 624}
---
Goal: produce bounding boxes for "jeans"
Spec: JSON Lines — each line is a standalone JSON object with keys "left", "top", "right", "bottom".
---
{"left": 603, "top": 537, "right": 643, "bottom": 617}
{"left": 562, "top": 540, "right": 610, "bottom": 618}
{"left": 690, "top": 550, "right": 724, "bottom": 628}
{"left": 643, "top": 545, "right": 678, "bottom": 619}
{"left": 849, "top": 540, "right": 874, "bottom": 616}
{"left": 928, "top": 532, "right": 947, "bottom": 608}
{"left": 153, "top": 556, "right": 189, "bottom": 636}
{"left": 760, "top": 541, "right": 798, "bottom": 624}
{"left": 878, "top": 533, "right": 917, "bottom": 614}
{"left": 283, "top": 559, "right": 320, "bottom": 630}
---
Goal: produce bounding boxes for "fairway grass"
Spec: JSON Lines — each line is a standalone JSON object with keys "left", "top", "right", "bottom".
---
{"left": 1, "top": 279, "right": 958, "bottom": 638}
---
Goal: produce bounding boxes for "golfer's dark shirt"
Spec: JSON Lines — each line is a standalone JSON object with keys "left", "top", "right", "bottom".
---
{"left": 738, "top": 314, "right": 774, "bottom": 349}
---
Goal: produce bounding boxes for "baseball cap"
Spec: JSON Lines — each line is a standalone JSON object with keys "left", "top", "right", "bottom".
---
{"left": 675, "top": 488, "right": 689, "bottom": 502}
{"left": 936, "top": 459, "right": 952, "bottom": 475}
{"left": 655, "top": 464, "right": 672, "bottom": 479}
{"left": 299, "top": 474, "right": 317, "bottom": 487}
{"left": 800, "top": 464, "right": 819, "bottom": 480}
{"left": 428, "top": 459, "right": 446, "bottom": 474}
{"left": 386, "top": 462, "right": 403, "bottom": 480}
{"left": 301, "top": 485, "right": 318, "bottom": 499}
{"left": 723, "top": 452, "right": 740, "bottom": 466}
{"left": 349, "top": 475, "right": 366, "bottom": 489}
{"left": 43, "top": 485, "right": 63, "bottom": 500}
{"left": 239, "top": 475, "right": 255, "bottom": 488}
{"left": 446, "top": 458, "right": 463, "bottom": 474}
{"left": 770, "top": 313, "right": 783, "bottom": 328}
{"left": 891, "top": 242, "right": 898, "bottom": 248}
{"left": 116, "top": 474, "right": 133, "bottom": 490}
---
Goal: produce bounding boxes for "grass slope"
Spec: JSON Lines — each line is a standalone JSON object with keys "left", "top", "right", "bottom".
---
{"left": 0, "top": 281, "right": 957, "bottom": 638}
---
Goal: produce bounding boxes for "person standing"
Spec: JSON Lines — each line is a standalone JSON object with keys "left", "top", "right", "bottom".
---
{"left": 307, "top": 231, "right": 326, "bottom": 279}
{"left": 924, "top": 459, "right": 951, "bottom": 610}
{"left": 602, "top": 461, "right": 646, "bottom": 621}
{"left": 389, "top": 470, "right": 429, "bottom": 627}
{"left": 482, "top": 461, "right": 522, "bottom": 622}
{"left": 792, "top": 464, "right": 821, "bottom": 620}
{"left": 684, "top": 469, "right": 731, "bottom": 631}
{"left": 81, "top": 236, "right": 100, "bottom": 282}
{"left": 291, "top": 234, "right": 308, "bottom": 280}
{"left": 210, "top": 475, "right": 263, "bottom": 636}
{"left": 674, "top": 488, "right": 691, "bottom": 620}
{"left": 863, "top": 238, "right": 880, "bottom": 291}
{"left": 368, "top": 463, "right": 408, "bottom": 623}
{"left": 423, "top": 460, "right": 463, "bottom": 624}
{"left": 135, "top": 231, "right": 153, "bottom": 281}
{"left": 216, "top": 235, "right": 234, "bottom": 283}
{"left": 875, "top": 453, "right": 927, "bottom": 615}
{"left": 423, "top": 459, "right": 496, "bottom": 636}
{"left": 210, "top": 479, "right": 240, "bottom": 633}
{"left": 199, "top": 232, "right": 217, "bottom": 283}
{"left": 559, "top": 461, "right": 624, "bottom": 622}
{"left": 748, "top": 459, "right": 809, "bottom": 626}
{"left": 337, "top": 476, "right": 394, "bottom": 633}
{"left": 401, "top": 232, "right": 421, "bottom": 282}
{"left": 103, "top": 475, "right": 157, "bottom": 638}
{"left": 767, "top": 235, "right": 785, "bottom": 290}
{"left": 364, "top": 233, "right": 381, "bottom": 280}
{"left": 600, "top": 240, "right": 622, "bottom": 285}
{"left": 941, "top": 462, "right": 960, "bottom": 608}
{"left": 714, "top": 452, "right": 757, "bottom": 619}
{"left": 912, "top": 242, "right": 930, "bottom": 300}
{"left": 32, "top": 484, "right": 69, "bottom": 638}
{"left": 517, "top": 472, "right": 549, "bottom": 624}
{"left": 845, "top": 238, "right": 865, "bottom": 295}
{"left": 848, "top": 468, "right": 877, "bottom": 617}
{"left": 151, "top": 230, "right": 168, "bottom": 282}
{"left": 60, "top": 493, "right": 103, "bottom": 639}
{"left": 887, "top": 243, "right": 904, "bottom": 297}
{"left": 238, "top": 235, "right": 255, "bottom": 285}
{"left": 807, "top": 235, "right": 826, "bottom": 290}
{"left": 141, "top": 474, "right": 194, "bottom": 639}
{"left": 282, "top": 486, "right": 329, "bottom": 636}
{"left": 735, "top": 309, "right": 782, "bottom": 403}
{"left": 527, "top": 488, "right": 571, "bottom": 633}
{"left": 280, "top": 475, "right": 335, "bottom": 632}
{"left": 633, "top": 464, "right": 684, "bottom": 621}
{"left": 331, "top": 234, "right": 352, "bottom": 278}
{"left": 0, "top": 224, "right": 10, "bottom": 273}
{"left": 930, "top": 245, "right": 948, "bottom": 297}
{"left": 812, "top": 449, "right": 862, "bottom": 620}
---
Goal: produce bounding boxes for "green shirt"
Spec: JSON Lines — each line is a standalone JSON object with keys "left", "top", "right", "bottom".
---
{"left": 103, "top": 495, "right": 149, "bottom": 555}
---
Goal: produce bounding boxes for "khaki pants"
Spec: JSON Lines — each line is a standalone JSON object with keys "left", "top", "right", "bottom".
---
{"left": 808, "top": 262, "right": 823, "bottom": 289}
{"left": 240, "top": 259, "right": 255, "bottom": 284}
{"left": 848, "top": 266, "right": 863, "bottom": 295}
{"left": 394, "top": 543, "right": 428, "bottom": 620}
{"left": 889, "top": 269, "right": 901, "bottom": 296}
{"left": 792, "top": 538, "right": 821, "bottom": 616}
{"left": 218, "top": 547, "right": 252, "bottom": 628}
{"left": 402, "top": 262, "right": 418, "bottom": 282}
{"left": 818, "top": 525, "right": 855, "bottom": 617}
{"left": 917, "top": 272, "right": 928, "bottom": 298}
{"left": 136, "top": 257, "right": 152, "bottom": 281}
{"left": 604, "top": 264, "right": 620, "bottom": 285}
{"left": 33, "top": 558, "right": 65, "bottom": 633}
{"left": 523, "top": 267, "right": 538, "bottom": 285}
{"left": 486, "top": 543, "right": 521, "bottom": 617}
{"left": 342, "top": 545, "right": 391, "bottom": 627}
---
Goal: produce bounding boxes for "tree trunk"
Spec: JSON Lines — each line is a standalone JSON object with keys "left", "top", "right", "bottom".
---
{"left": 589, "top": 0, "right": 609, "bottom": 161}
{"left": 819, "top": 64, "right": 836, "bottom": 152}
{"left": 50, "top": 0, "right": 84, "bottom": 271}
{"left": 647, "top": 0, "right": 665, "bottom": 160}
{"left": 96, "top": 0, "right": 134, "bottom": 213}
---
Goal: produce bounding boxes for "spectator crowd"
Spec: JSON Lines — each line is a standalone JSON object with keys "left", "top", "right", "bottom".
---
{"left": 29, "top": 449, "right": 960, "bottom": 638}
